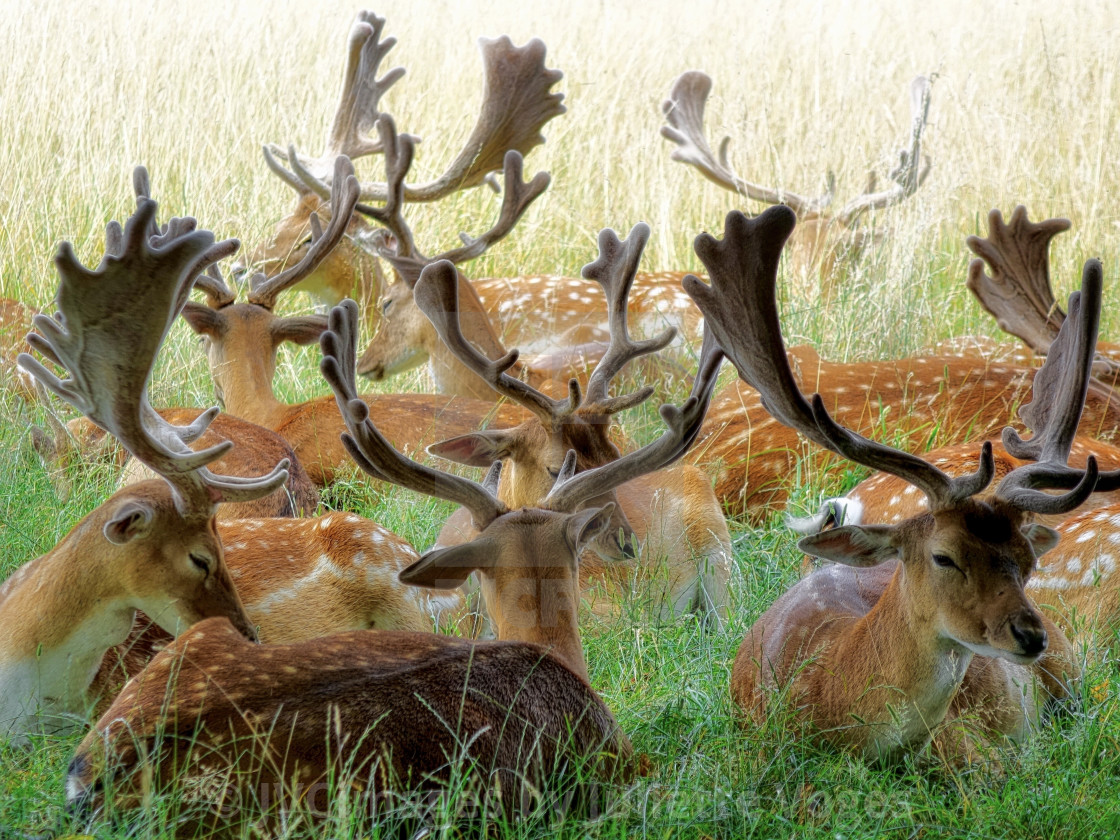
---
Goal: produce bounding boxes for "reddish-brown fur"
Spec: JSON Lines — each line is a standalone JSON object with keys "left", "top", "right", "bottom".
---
{"left": 692, "top": 348, "right": 1120, "bottom": 518}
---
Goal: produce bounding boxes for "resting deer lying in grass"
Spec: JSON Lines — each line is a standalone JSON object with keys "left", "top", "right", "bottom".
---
{"left": 1, "top": 201, "right": 289, "bottom": 744}
{"left": 175, "top": 155, "right": 530, "bottom": 486}
{"left": 662, "top": 72, "right": 932, "bottom": 285}
{"left": 687, "top": 207, "right": 1092, "bottom": 762}
{"left": 419, "top": 224, "right": 731, "bottom": 626}
{"left": 248, "top": 11, "right": 565, "bottom": 329}
{"left": 64, "top": 298, "right": 720, "bottom": 827}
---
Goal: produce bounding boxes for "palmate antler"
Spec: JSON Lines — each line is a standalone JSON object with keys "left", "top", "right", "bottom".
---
{"left": 264, "top": 11, "right": 405, "bottom": 190}
{"left": 684, "top": 207, "right": 1099, "bottom": 518}
{"left": 320, "top": 299, "right": 719, "bottom": 525}
{"left": 662, "top": 72, "right": 932, "bottom": 227}
{"left": 354, "top": 115, "right": 551, "bottom": 286}
{"left": 19, "top": 200, "right": 289, "bottom": 516}
{"left": 271, "top": 19, "right": 564, "bottom": 206}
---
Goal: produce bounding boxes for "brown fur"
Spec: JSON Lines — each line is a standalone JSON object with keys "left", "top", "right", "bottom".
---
{"left": 692, "top": 349, "right": 1120, "bottom": 518}
{"left": 32, "top": 410, "right": 318, "bottom": 518}
{"left": 731, "top": 501, "right": 1077, "bottom": 762}
{"left": 181, "top": 300, "right": 531, "bottom": 486}
{"left": 66, "top": 508, "right": 634, "bottom": 826}
{"left": 0, "top": 297, "right": 37, "bottom": 400}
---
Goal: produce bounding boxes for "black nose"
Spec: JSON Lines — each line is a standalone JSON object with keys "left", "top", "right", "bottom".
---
{"left": 1011, "top": 621, "right": 1047, "bottom": 658}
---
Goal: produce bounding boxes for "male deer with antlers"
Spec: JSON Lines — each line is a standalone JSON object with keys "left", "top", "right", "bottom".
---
{"left": 417, "top": 224, "right": 731, "bottom": 626}
{"left": 249, "top": 12, "right": 566, "bottom": 326}
{"left": 178, "top": 153, "right": 532, "bottom": 487}
{"left": 686, "top": 207, "right": 1092, "bottom": 761}
{"left": 64, "top": 297, "right": 719, "bottom": 826}
{"left": 663, "top": 72, "right": 932, "bottom": 285}
{"left": 1, "top": 201, "right": 289, "bottom": 743}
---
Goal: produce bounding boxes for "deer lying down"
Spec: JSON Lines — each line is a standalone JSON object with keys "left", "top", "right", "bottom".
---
{"left": 687, "top": 207, "right": 1092, "bottom": 763}
{"left": 66, "top": 299, "right": 725, "bottom": 826}
{"left": 2, "top": 201, "right": 287, "bottom": 744}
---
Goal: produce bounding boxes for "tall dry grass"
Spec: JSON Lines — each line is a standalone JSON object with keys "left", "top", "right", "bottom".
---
{"left": 2, "top": 0, "right": 1118, "bottom": 363}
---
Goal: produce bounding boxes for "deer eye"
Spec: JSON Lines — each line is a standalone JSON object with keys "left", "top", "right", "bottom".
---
{"left": 381, "top": 298, "right": 393, "bottom": 315}
{"left": 547, "top": 467, "right": 561, "bottom": 480}
{"left": 190, "top": 553, "right": 211, "bottom": 575}
{"left": 932, "top": 553, "right": 958, "bottom": 570}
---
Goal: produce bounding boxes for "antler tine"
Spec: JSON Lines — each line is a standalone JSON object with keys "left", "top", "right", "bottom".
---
{"left": 264, "top": 12, "right": 405, "bottom": 187}
{"left": 660, "top": 71, "right": 832, "bottom": 218}
{"left": 19, "top": 198, "right": 290, "bottom": 514}
{"left": 581, "top": 222, "right": 678, "bottom": 411}
{"left": 429, "top": 151, "right": 550, "bottom": 266}
{"left": 320, "top": 300, "right": 506, "bottom": 529}
{"left": 995, "top": 259, "right": 1104, "bottom": 514}
{"left": 130, "top": 166, "right": 166, "bottom": 238}
{"left": 834, "top": 75, "right": 934, "bottom": 227}
{"left": 414, "top": 260, "right": 576, "bottom": 426}
{"left": 354, "top": 36, "right": 565, "bottom": 203}
{"left": 193, "top": 264, "right": 238, "bottom": 309}
{"left": 683, "top": 208, "right": 992, "bottom": 509}
{"left": 247, "top": 155, "right": 361, "bottom": 309}
{"left": 356, "top": 115, "right": 422, "bottom": 268}
{"left": 543, "top": 343, "right": 718, "bottom": 514}
{"left": 965, "top": 206, "right": 1071, "bottom": 355}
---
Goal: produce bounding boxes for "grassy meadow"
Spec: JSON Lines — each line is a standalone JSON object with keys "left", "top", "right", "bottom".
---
{"left": 2, "top": 0, "right": 1120, "bottom": 836}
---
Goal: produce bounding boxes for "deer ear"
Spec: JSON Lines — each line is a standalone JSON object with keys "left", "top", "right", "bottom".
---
{"left": 427, "top": 431, "right": 516, "bottom": 468}
{"left": 104, "top": 501, "right": 154, "bottom": 545}
{"left": 272, "top": 315, "right": 328, "bottom": 347}
{"left": 564, "top": 504, "right": 616, "bottom": 555}
{"left": 1021, "top": 523, "right": 1061, "bottom": 559}
{"left": 798, "top": 525, "right": 898, "bottom": 567}
{"left": 399, "top": 539, "right": 497, "bottom": 589}
{"left": 181, "top": 302, "right": 226, "bottom": 338}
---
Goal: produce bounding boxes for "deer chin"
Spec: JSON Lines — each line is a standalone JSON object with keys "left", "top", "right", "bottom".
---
{"left": 955, "top": 638, "right": 1045, "bottom": 666}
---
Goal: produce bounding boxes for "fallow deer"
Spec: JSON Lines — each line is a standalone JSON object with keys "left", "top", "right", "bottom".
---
{"left": 687, "top": 207, "right": 1094, "bottom": 762}
{"left": 662, "top": 72, "right": 932, "bottom": 285}
{"left": 64, "top": 296, "right": 722, "bottom": 825}
{"left": 176, "top": 155, "right": 531, "bottom": 486}
{"left": 2, "top": 200, "right": 288, "bottom": 743}
{"left": 417, "top": 224, "right": 731, "bottom": 627}
{"left": 249, "top": 11, "right": 566, "bottom": 329}
{"left": 348, "top": 117, "right": 697, "bottom": 396}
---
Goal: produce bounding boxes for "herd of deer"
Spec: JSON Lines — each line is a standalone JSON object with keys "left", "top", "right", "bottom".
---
{"left": 3, "top": 9, "right": 1120, "bottom": 832}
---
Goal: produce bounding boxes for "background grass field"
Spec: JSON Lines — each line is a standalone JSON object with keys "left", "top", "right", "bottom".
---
{"left": 2, "top": 0, "right": 1120, "bottom": 836}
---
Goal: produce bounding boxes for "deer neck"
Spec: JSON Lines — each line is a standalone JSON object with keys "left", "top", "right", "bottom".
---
{"left": 480, "top": 571, "right": 588, "bottom": 682}
{"left": 843, "top": 565, "right": 973, "bottom": 757}
{"left": 219, "top": 346, "right": 288, "bottom": 429}
{"left": 0, "top": 518, "right": 136, "bottom": 733}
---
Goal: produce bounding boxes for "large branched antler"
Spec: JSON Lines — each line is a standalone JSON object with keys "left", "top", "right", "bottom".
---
{"left": 684, "top": 207, "right": 994, "bottom": 510}
{"left": 319, "top": 299, "right": 507, "bottom": 530}
{"left": 360, "top": 115, "right": 550, "bottom": 287}
{"left": 264, "top": 11, "right": 405, "bottom": 191}
{"left": 580, "top": 223, "right": 677, "bottom": 411}
{"left": 661, "top": 71, "right": 832, "bottom": 217}
{"left": 685, "top": 207, "right": 1101, "bottom": 517}
{"left": 543, "top": 333, "right": 723, "bottom": 513}
{"left": 413, "top": 260, "right": 578, "bottom": 425}
{"left": 995, "top": 261, "right": 1110, "bottom": 512}
{"left": 965, "top": 206, "right": 1071, "bottom": 354}
{"left": 662, "top": 72, "right": 932, "bottom": 228}
{"left": 247, "top": 156, "right": 362, "bottom": 309}
{"left": 19, "top": 200, "right": 290, "bottom": 515}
